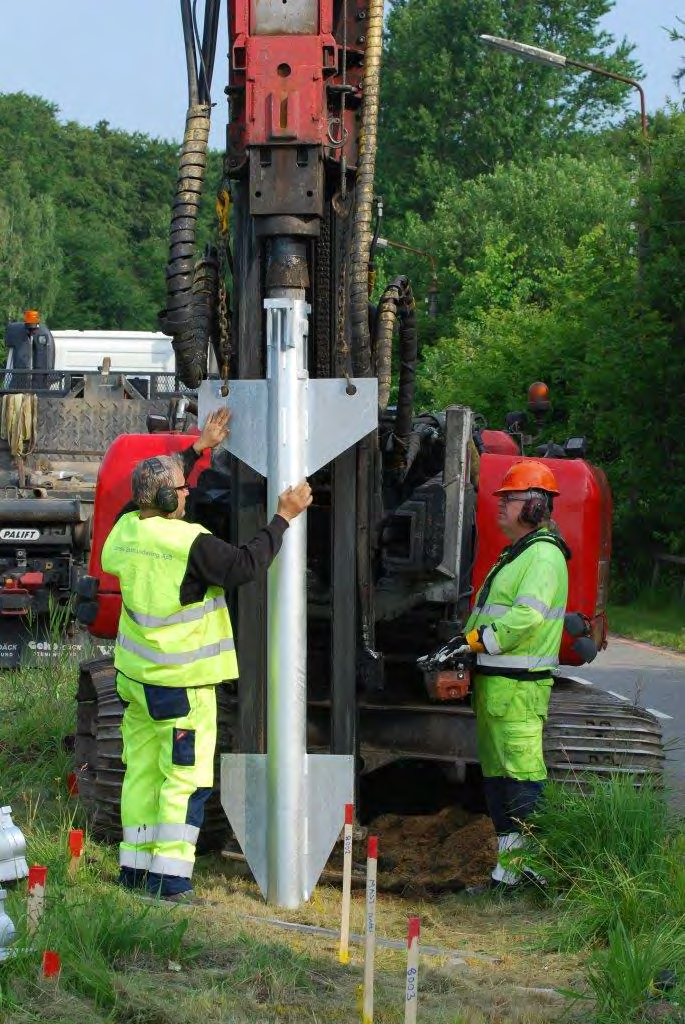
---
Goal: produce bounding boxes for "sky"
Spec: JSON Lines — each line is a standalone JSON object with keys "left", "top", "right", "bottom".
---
{"left": 1, "top": 0, "right": 683, "bottom": 149}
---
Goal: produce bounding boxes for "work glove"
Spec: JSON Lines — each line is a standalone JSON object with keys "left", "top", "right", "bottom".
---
{"left": 417, "top": 628, "right": 488, "bottom": 671}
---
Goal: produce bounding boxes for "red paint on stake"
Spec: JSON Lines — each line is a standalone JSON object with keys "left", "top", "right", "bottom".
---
{"left": 344, "top": 802, "right": 354, "bottom": 826}
{"left": 68, "top": 829, "right": 84, "bottom": 878}
{"left": 28, "top": 865, "right": 47, "bottom": 890}
{"left": 68, "top": 830, "right": 84, "bottom": 857}
{"left": 367, "top": 835, "right": 378, "bottom": 859}
{"left": 27, "top": 865, "right": 48, "bottom": 934}
{"left": 66, "top": 771, "right": 78, "bottom": 796}
{"left": 42, "top": 951, "right": 60, "bottom": 978}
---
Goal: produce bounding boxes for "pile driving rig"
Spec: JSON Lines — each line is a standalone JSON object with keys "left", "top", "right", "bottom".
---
{"left": 74, "top": 0, "right": 663, "bottom": 891}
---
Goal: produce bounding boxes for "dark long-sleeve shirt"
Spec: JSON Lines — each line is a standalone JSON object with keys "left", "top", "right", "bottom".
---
{"left": 179, "top": 516, "right": 288, "bottom": 604}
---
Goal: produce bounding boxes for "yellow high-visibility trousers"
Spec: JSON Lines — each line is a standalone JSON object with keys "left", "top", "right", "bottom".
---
{"left": 473, "top": 674, "right": 552, "bottom": 781}
{"left": 116, "top": 673, "right": 217, "bottom": 895}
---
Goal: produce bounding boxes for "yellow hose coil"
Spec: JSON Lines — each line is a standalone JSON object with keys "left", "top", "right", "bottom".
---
{"left": 0, "top": 393, "right": 38, "bottom": 458}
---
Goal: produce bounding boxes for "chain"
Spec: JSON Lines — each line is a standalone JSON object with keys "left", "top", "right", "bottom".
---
{"left": 215, "top": 188, "right": 233, "bottom": 390}
{"left": 336, "top": 205, "right": 351, "bottom": 382}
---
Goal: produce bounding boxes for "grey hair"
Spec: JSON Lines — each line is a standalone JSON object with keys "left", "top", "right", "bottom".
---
{"left": 131, "top": 454, "right": 183, "bottom": 509}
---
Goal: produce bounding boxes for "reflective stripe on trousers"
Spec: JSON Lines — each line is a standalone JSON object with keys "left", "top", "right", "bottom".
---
{"left": 119, "top": 849, "right": 153, "bottom": 871}
{"left": 122, "top": 824, "right": 200, "bottom": 845}
{"left": 149, "top": 854, "right": 194, "bottom": 880}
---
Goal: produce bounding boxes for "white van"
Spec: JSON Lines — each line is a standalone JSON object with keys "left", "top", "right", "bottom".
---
{"left": 51, "top": 331, "right": 175, "bottom": 375}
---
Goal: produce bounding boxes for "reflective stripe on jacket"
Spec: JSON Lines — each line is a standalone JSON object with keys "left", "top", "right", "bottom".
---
{"left": 101, "top": 512, "right": 238, "bottom": 686}
{"left": 465, "top": 528, "right": 569, "bottom": 675}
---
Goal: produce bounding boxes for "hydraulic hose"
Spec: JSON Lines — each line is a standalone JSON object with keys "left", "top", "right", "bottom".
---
{"left": 158, "top": 103, "right": 212, "bottom": 387}
{"left": 374, "top": 276, "right": 417, "bottom": 438}
{"left": 394, "top": 281, "right": 417, "bottom": 442}
{"left": 181, "top": 0, "right": 199, "bottom": 106}
{"left": 160, "top": 1, "right": 221, "bottom": 386}
{"left": 198, "top": 0, "right": 221, "bottom": 104}
{"left": 349, "top": 0, "right": 384, "bottom": 378}
{"left": 375, "top": 281, "right": 401, "bottom": 411}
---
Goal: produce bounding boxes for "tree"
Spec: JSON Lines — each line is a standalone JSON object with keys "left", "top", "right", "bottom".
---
{"left": 378, "top": 0, "right": 640, "bottom": 218}
{"left": 668, "top": 17, "right": 685, "bottom": 92}
{"left": 584, "top": 111, "right": 685, "bottom": 560}
{"left": 377, "top": 151, "right": 635, "bottom": 355}
{"left": 409, "top": 112, "right": 685, "bottom": 567}
{"left": 0, "top": 93, "right": 223, "bottom": 332}
{"left": 0, "top": 160, "right": 61, "bottom": 323}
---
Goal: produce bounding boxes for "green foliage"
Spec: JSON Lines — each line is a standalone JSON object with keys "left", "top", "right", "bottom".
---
{"left": 528, "top": 777, "right": 684, "bottom": 948}
{"left": 587, "top": 919, "right": 685, "bottom": 1023}
{"left": 394, "top": 152, "right": 634, "bottom": 319}
{"left": 669, "top": 16, "right": 685, "bottom": 90}
{"left": 582, "top": 114, "right": 685, "bottom": 560}
{"left": 379, "top": 0, "right": 640, "bottom": 218}
{"left": 529, "top": 778, "right": 685, "bottom": 1019}
{"left": 0, "top": 93, "right": 221, "bottom": 331}
{"left": 392, "top": 112, "right": 685, "bottom": 566}
{"left": 0, "top": 160, "right": 61, "bottom": 322}
{"left": 0, "top": 652, "right": 76, "bottom": 806}
{"left": 608, "top": 594, "right": 685, "bottom": 651}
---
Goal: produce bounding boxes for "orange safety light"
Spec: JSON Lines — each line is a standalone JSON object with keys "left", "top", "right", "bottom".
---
{"left": 23, "top": 310, "right": 40, "bottom": 326}
{"left": 527, "top": 380, "right": 551, "bottom": 416}
{"left": 528, "top": 381, "right": 549, "bottom": 403}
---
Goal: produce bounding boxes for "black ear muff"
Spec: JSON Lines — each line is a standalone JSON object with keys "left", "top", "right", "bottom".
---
{"left": 520, "top": 493, "right": 549, "bottom": 526}
{"left": 145, "top": 457, "right": 178, "bottom": 513}
{"left": 155, "top": 485, "right": 179, "bottom": 514}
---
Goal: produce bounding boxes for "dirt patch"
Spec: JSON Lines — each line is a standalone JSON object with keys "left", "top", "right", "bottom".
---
{"left": 326, "top": 806, "right": 497, "bottom": 892}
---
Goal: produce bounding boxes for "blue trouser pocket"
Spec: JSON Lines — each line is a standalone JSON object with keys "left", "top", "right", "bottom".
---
{"left": 143, "top": 685, "right": 190, "bottom": 720}
{"left": 172, "top": 728, "right": 196, "bottom": 766}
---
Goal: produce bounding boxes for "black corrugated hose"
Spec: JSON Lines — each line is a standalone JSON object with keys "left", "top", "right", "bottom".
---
{"left": 394, "top": 279, "right": 417, "bottom": 443}
{"left": 159, "top": 0, "right": 221, "bottom": 387}
{"left": 374, "top": 276, "right": 417, "bottom": 440}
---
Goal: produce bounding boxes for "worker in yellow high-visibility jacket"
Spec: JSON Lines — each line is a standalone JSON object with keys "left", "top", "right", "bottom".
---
{"left": 422, "top": 460, "right": 569, "bottom": 892}
{"left": 101, "top": 409, "right": 312, "bottom": 903}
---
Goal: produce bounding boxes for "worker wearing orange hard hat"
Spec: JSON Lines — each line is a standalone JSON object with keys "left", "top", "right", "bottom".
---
{"left": 467, "top": 459, "right": 568, "bottom": 892}
{"left": 422, "top": 459, "right": 570, "bottom": 893}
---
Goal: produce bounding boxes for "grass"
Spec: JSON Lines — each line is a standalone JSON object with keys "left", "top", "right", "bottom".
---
{"left": 609, "top": 592, "right": 685, "bottom": 652}
{"left": 1, "top": 655, "right": 683, "bottom": 1021}
{"left": 525, "top": 776, "right": 685, "bottom": 1021}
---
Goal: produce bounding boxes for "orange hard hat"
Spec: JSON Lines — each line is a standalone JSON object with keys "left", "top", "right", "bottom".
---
{"left": 23, "top": 310, "right": 40, "bottom": 326}
{"left": 493, "top": 460, "right": 560, "bottom": 496}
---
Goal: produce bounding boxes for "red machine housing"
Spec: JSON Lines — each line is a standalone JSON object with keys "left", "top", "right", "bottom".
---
{"left": 473, "top": 453, "right": 612, "bottom": 666}
{"left": 87, "top": 433, "right": 209, "bottom": 639}
{"left": 226, "top": 0, "right": 366, "bottom": 180}
{"left": 480, "top": 429, "right": 520, "bottom": 456}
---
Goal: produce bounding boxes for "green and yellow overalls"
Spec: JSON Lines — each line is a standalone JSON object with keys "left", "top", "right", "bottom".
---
{"left": 102, "top": 512, "right": 238, "bottom": 892}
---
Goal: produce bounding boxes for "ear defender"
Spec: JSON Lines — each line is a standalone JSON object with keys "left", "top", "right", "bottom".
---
{"left": 155, "top": 485, "right": 179, "bottom": 514}
{"left": 520, "top": 493, "right": 549, "bottom": 526}
{"left": 144, "top": 457, "right": 179, "bottom": 513}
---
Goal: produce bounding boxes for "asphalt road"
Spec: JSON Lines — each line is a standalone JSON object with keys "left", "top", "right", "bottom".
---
{"left": 564, "top": 636, "right": 685, "bottom": 811}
